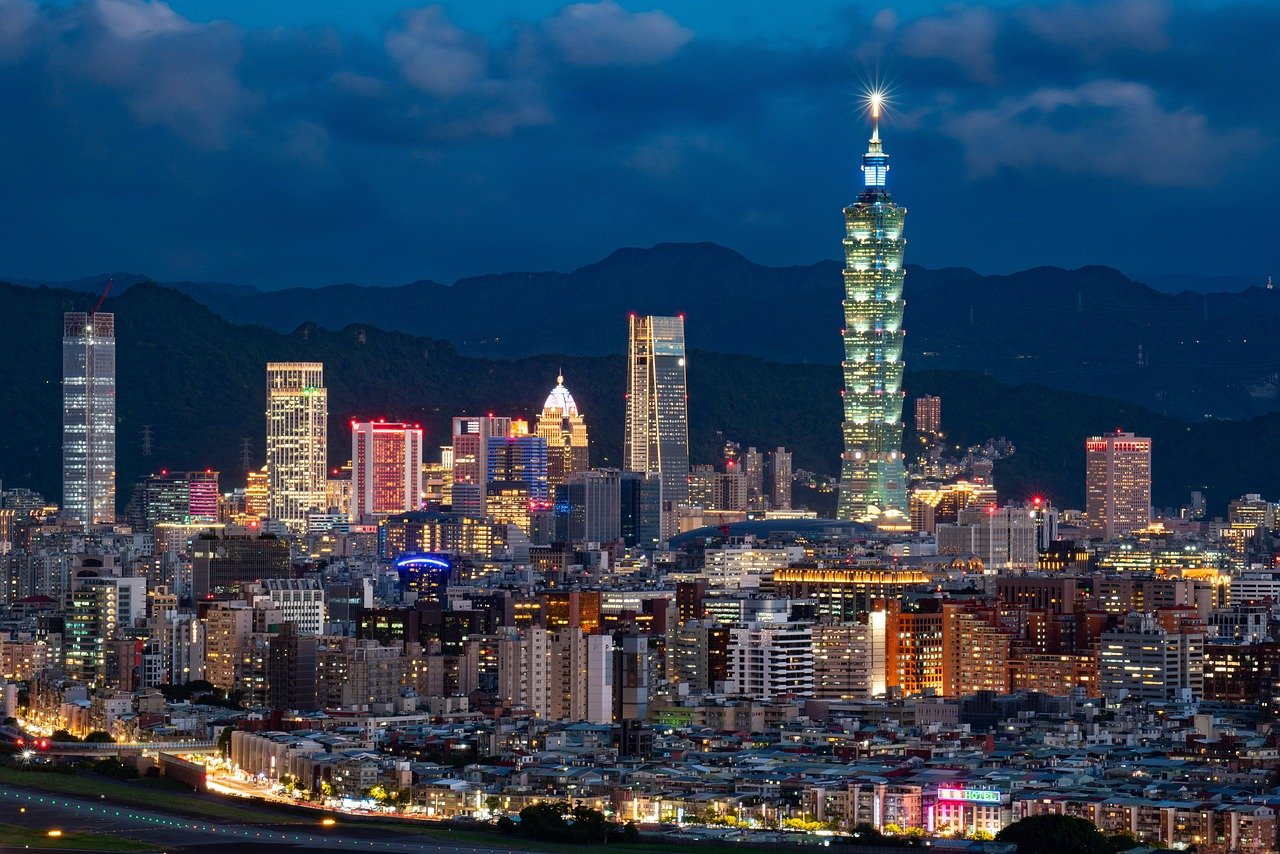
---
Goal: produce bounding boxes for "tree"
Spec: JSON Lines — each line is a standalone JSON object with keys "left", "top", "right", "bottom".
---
{"left": 50, "top": 729, "right": 79, "bottom": 743}
{"left": 996, "top": 815, "right": 1111, "bottom": 854}
{"left": 216, "top": 726, "right": 233, "bottom": 758}
{"left": 84, "top": 731, "right": 114, "bottom": 743}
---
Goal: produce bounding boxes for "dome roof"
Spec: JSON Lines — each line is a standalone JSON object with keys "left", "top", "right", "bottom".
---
{"left": 542, "top": 374, "right": 579, "bottom": 417}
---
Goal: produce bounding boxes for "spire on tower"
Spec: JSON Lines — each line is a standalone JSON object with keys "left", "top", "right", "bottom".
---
{"left": 861, "top": 89, "right": 890, "bottom": 190}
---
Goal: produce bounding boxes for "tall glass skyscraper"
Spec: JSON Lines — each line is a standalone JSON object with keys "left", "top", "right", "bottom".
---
{"left": 837, "top": 100, "right": 908, "bottom": 522}
{"left": 62, "top": 311, "right": 116, "bottom": 525}
{"left": 624, "top": 315, "right": 689, "bottom": 509}
{"left": 266, "top": 362, "right": 328, "bottom": 533}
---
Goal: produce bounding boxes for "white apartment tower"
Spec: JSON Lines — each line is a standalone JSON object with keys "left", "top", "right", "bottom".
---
{"left": 266, "top": 362, "right": 328, "bottom": 533}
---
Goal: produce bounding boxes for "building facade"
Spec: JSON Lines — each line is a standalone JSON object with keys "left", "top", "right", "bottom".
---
{"left": 624, "top": 315, "right": 690, "bottom": 511}
{"left": 837, "top": 103, "right": 908, "bottom": 522}
{"left": 62, "top": 311, "right": 116, "bottom": 525}
{"left": 1086, "top": 431, "right": 1152, "bottom": 540}
{"left": 266, "top": 362, "right": 328, "bottom": 532}
{"left": 351, "top": 421, "right": 424, "bottom": 519}
{"left": 535, "top": 374, "right": 589, "bottom": 487}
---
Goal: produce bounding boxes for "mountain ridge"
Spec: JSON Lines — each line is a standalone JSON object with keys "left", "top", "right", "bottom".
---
{"left": 2, "top": 279, "right": 1279, "bottom": 517}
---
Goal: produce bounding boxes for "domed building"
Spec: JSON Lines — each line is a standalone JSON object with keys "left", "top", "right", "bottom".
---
{"left": 535, "top": 373, "right": 589, "bottom": 487}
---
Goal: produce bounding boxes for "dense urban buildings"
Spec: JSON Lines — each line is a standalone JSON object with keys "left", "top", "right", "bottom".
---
{"left": 837, "top": 97, "right": 908, "bottom": 523}
{"left": 624, "top": 314, "right": 690, "bottom": 515}
{"left": 1086, "top": 430, "right": 1153, "bottom": 539}
{"left": 61, "top": 310, "right": 116, "bottom": 526}
{"left": 265, "top": 362, "right": 328, "bottom": 533}
{"left": 8, "top": 99, "right": 1280, "bottom": 854}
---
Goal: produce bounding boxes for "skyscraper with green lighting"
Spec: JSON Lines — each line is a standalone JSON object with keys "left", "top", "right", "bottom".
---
{"left": 837, "top": 98, "right": 907, "bottom": 522}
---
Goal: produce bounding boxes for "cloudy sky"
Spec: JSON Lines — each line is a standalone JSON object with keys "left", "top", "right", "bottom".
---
{"left": 0, "top": 0, "right": 1274, "bottom": 287}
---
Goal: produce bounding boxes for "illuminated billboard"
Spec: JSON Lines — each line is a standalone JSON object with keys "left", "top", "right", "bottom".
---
{"left": 936, "top": 787, "right": 1002, "bottom": 804}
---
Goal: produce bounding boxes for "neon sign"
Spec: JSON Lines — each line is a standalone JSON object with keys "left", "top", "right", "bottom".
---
{"left": 937, "top": 787, "right": 1001, "bottom": 804}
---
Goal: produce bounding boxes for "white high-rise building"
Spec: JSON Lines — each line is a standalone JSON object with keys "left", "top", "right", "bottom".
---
{"left": 62, "top": 311, "right": 116, "bottom": 525}
{"left": 266, "top": 363, "right": 328, "bottom": 533}
{"left": 255, "top": 578, "right": 326, "bottom": 636}
{"left": 726, "top": 621, "right": 814, "bottom": 700}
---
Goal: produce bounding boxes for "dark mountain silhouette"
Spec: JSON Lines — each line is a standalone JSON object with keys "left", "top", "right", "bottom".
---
{"left": 13, "top": 243, "right": 1280, "bottom": 421}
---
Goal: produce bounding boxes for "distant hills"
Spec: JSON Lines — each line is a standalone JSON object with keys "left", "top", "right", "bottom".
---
{"left": 2, "top": 279, "right": 1279, "bottom": 516}
{"left": 17, "top": 243, "right": 1280, "bottom": 422}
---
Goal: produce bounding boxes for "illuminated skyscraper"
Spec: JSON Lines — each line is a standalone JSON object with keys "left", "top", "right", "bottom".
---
{"left": 62, "top": 311, "right": 116, "bottom": 525}
{"left": 265, "top": 362, "right": 328, "bottom": 532}
{"left": 624, "top": 315, "right": 689, "bottom": 508}
{"left": 915, "top": 395, "right": 942, "bottom": 438}
{"left": 1086, "top": 430, "right": 1152, "bottom": 540}
{"left": 535, "top": 373, "right": 589, "bottom": 487}
{"left": 838, "top": 95, "right": 908, "bottom": 522}
{"left": 451, "top": 415, "right": 511, "bottom": 516}
{"left": 351, "top": 421, "right": 424, "bottom": 519}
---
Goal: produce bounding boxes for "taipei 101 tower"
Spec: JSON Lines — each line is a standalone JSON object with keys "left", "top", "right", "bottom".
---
{"left": 836, "top": 93, "right": 908, "bottom": 522}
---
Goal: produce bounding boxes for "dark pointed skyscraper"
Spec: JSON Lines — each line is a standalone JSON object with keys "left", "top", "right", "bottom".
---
{"left": 837, "top": 94, "right": 907, "bottom": 522}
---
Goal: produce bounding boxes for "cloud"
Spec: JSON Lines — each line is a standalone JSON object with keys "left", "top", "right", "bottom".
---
{"left": 900, "top": 6, "right": 998, "bottom": 82}
{"left": 944, "top": 79, "right": 1262, "bottom": 187}
{"left": 385, "top": 7, "right": 485, "bottom": 97}
{"left": 1020, "top": 0, "right": 1169, "bottom": 55}
{"left": 544, "top": 0, "right": 692, "bottom": 67}
{"left": 0, "top": 0, "right": 1274, "bottom": 287}
{"left": 93, "top": 0, "right": 193, "bottom": 40}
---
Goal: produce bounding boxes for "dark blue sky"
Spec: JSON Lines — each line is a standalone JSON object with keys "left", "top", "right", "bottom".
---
{"left": 0, "top": 0, "right": 1274, "bottom": 288}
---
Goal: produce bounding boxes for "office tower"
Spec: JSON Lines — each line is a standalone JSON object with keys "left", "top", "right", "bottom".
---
{"left": 486, "top": 434, "right": 549, "bottom": 503}
{"left": 837, "top": 98, "right": 908, "bottom": 522}
{"left": 1099, "top": 611, "right": 1204, "bottom": 702}
{"left": 726, "top": 621, "right": 815, "bottom": 700}
{"left": 764, "top": 447, "right": 793, "bottom": 510}
{"left": 915, "top": 395, "right": 942, "bottom": 437}
{"left": 451, "top": 415, "right": 512, "bottom": 516}
{"left": 619, "top": 472, "right": 662, "bottom": 550}
{"left": 908, "top": 480, "right": 997, "bottom": 534}
{"left": 244, "top": 465, "right": 269, "bottom": 520}
{"left": 566, "top": 469, "right": 622, "bottom": 545}
{"left": 535, "top": 374, "right": 590, "bottom": 487}
{"left": 265, "top": 362, "right": 328, "bottom": 532}
{"left": 1030, "top": 497, "right": 1058, "bottom": 551}
{"left": 624, "top": 315, "right": 690, "bottom": 509}
{"left": 350, "top": 421, "right": 424, "bottom": 519}
{"left": 62, "top": 311, "right": 116, "bottom": 525}
{"left": 192, "top": 533, "right": 292, "bottom": 599}
{"left": 936, "top": 505, "right": 1038, "bottom": 573}
{"left": 772, "top": 565, "right": 931, "bottom": 622}
{"left": 1085, "top": 431, "right": 1152, "bottom": 539}
{"left": 127, "top": 470, "right": 219, "bottom": 533}
{"left": 742, "top": 447, "right": 765, "bottom": 510}
{"left": 257, "top": 578, "right": 326, "bottom": 636}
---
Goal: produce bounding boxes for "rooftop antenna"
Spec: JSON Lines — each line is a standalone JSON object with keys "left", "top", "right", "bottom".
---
{"left": 93, "top": 278, "right": 114, "bottom": 313}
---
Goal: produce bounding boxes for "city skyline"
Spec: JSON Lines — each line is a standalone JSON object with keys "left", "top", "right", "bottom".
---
{"left": 4, "top": 5, "right": 1280, "bottom": 851}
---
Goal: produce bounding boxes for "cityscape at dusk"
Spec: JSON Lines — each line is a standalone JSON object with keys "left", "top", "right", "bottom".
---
{"left": 1, "top": 1, "right": 1279, "bottom": 853}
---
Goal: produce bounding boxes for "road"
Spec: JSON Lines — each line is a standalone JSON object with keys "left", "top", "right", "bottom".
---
{"left": 0, "top": 784, "right": 532, "bottom": 853}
